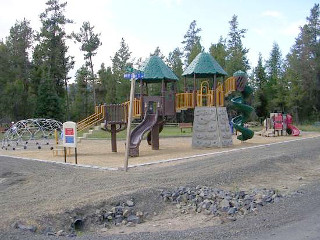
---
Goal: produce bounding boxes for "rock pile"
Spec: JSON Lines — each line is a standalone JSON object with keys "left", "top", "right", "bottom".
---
{"left": 161, "top": 186, "right": 282, "bottom": 220}
{"left": 13, "top": 199, "right": 145, "bottom": 237}
{"left": 86, "top": 199, "right": 145, "bottom": 229}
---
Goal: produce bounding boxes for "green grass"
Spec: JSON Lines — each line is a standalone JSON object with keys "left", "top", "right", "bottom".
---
{"left": 87, "top": 125, "right": 192, "bottom": 139}
{"left": 82, "top": 124, "right": 320, "bottom": 139}
{"left": 296, "top": 124, "right": 320, "bottom": 132}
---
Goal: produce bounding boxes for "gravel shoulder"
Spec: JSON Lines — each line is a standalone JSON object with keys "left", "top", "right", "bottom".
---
{"left": 1, "top": 136, "right": 320, "bottom": 239}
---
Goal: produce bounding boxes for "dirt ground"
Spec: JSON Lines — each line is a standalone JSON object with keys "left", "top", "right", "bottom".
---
{"left": 1, "top": 131, "right": 320, "bottom": 169}
{"left": 2, "top": 133, "right": 320, "bottom": 238}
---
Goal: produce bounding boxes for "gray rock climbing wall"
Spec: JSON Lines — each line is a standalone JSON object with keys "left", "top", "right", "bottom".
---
{"left": 192, "top": 107, "right": 220, "bottom": 148}
{"left": 192, "top": 107, "right": 232, "bottom": 148}
{"left": 217, "top": 107, "right": 233, "bottom": 147}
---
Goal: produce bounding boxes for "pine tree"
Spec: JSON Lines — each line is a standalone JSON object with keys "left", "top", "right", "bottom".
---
{"left": 5, "top": 19, "right": 34, "bottom": 120}
{"left": 181, "top": 20, "right": 202, "bottom": 65}
{"left": 188, "top": 39, "right": 203, "bottom": 64}
{"left": 265, "top": 42, "right": 285, "bottom": 112}
{"left": 33, "top": 0, "right": 74, "bottom": 120}
{"left": 209, "top": 36, "right": 228, "bottom": 71}
{"left": 285, "top": 4, "right": 320, "bottom": 121}
{"left": 70, "top": 66, "right": 92, "bottom": 120}
{"left": 150, "top": 46, "right": 165, "bottom": 59}
{"left": 73, "top": 21, "right": 101, "bottom": 107}
{"left": 253, "top": 53, "right": 267, "bottom": 89}
{"left": 35, "top": 77, "right": 63, "bottom": 120}
{"left": 252, "top": 53, "right": 268, "bottom": 119}
{"left": 226, "top": 15, "right": 250, "bottom": 75}
{"left": 0, "top": 42, "right": 11, "bottom": 120}
{"left": 111, "top": 38, "right": 132, "bottom": 103}
{"left": 167, "top": 47, "right": 183, "bottom": 91}
{"left": 97, "top": 63, "right": 113, "bottom": 104}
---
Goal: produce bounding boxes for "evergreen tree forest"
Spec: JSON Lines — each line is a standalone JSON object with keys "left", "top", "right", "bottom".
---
{"left": 0, "top": 1, "right": 319, "bottom": 124}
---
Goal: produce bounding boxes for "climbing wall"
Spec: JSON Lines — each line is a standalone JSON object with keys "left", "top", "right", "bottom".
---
{"left": 217, "top": 107, "right": 233, "bottom": 147}
{"left": 192, "top": 107, "right": 232, "bottom": 148}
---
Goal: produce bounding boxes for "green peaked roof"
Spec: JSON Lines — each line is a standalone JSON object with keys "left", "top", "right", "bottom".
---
{"left": 182, "top": 52, "right": 227, "bottom": 78}
{"left": 233, "top": 70, "right": 247, "bottom": 77}
{"left": 139, "top": 56, "right": 178, "bottom": 83}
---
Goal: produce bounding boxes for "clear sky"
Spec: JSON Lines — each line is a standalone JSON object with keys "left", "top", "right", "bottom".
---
{"left": 0, "top": 0, "right": 318, "bottom": 79}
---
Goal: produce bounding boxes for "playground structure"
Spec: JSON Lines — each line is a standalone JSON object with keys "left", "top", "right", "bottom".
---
{"left": 1, "top": 119, "right": 62, "bottom": 150}
{"left": 75, "top": 53, "right": 255, "bottom": 156}
{"left": 258, "top": 113, "right": 300, "bottom": 137}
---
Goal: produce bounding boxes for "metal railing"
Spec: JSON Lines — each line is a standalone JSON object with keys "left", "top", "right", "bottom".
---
{"left": 77, "top": 105, "right": 105, "bottom": 132}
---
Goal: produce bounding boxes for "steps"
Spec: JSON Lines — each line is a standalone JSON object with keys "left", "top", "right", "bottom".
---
{"left": 77, "top": 124, "right": 104, "bottom": 142}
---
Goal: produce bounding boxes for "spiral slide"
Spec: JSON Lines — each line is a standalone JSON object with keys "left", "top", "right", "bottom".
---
{"left": 231, "top": 95, "right": 254, "bottom": 141}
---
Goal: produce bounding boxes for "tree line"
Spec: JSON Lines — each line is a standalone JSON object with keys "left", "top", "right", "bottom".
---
{"left": 0, "top": 0, "right": 319, "bottom": 124}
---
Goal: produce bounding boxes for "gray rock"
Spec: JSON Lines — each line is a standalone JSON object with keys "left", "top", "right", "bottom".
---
{"left": 209, "top": 204, "right": 217, "bottom": 213}
{"left": 103, "top": 212, "right": 113, "bottom": 219}
{"left": 56, "top": 230, "right": 65, "bottom": 236}
{"left": 136, "top": 211, "right": 144, "bottom": 217}
{"left": 13, "top": 222, "right": 37, "bottom": 232}
{"left": 220, "top": 199, "right": 230, "bottom": 211}
{"left": 115, "top": 206, "right": 124, "bottom": 214}
{"left": 67, "top": 233, "right": 77, "bottom": 237}
{"left": 127, "top": 215, "right": 141, "bottom": 224}
{"left": 115, "top": 215, "right": 124, "bottom": 225}
{"left": 228, "top": 207, "right": 237, "bottom": 215}
{"left": 123, "top": 208, "right": 131, "bottom": 218}
{"left": 126, "top": 222, "right": 136, "bottom": 227}
{"left": 230, "top": 200, "right": 240, "bottom": 209}
{"left": 122, "top": 220, "right": 128, "bottom": 225}
{"left": 202, "top": 199, "right": 211, "bottom": 209}
{"left": 126, "top": 200, "right": 134, "bottom": 207}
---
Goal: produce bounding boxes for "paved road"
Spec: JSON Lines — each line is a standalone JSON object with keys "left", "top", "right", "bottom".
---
{"left": 1, "top": 136, "right": 320, "bottom": 239}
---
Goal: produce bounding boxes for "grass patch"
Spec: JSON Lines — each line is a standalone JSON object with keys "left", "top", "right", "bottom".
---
{"left": 86, "top": 125, "right": 192, "bottom": 139}
{"left": 296, "top": 124, "right": 320, "bottom": 132}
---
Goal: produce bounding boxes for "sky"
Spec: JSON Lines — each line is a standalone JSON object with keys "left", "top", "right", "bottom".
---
{"left": 0, "top": 0, "right": 318, "bottom": 80}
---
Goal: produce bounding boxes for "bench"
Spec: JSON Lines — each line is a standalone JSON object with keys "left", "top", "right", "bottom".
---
{"left": 178, "top": 123, "right": 193, "bottom": 133}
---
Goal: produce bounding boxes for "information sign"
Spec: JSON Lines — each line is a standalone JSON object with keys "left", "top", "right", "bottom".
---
{"left": 63, "top": 122, "right": 77, "bottom": 148}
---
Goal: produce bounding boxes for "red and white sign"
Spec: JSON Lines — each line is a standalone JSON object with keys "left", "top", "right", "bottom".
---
{"left": 63, "top": 122, "right": 77, "bottom": 148}
{"left": 65, "top": 128, "right": 74, "bottom": 135}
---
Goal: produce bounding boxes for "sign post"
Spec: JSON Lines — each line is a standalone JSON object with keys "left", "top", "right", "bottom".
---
{"left": 63, "top": 121, "right": 78, "bottom": 164}
{"left": 123, "top": 69, "right": 144, "bottom": 171}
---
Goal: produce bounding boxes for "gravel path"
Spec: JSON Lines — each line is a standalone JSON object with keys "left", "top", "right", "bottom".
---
{"left": 1, "top": 136, "right": 320, "bottom": 239}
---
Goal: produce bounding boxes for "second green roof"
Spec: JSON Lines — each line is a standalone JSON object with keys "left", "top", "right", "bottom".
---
{"left": 139, "top": 56, "right": 178, "bottom": 83}
{"left": 182, "top": 52, "right": 228, "bottom": 78}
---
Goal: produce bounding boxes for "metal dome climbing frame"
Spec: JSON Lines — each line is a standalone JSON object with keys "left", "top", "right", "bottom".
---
{"left": 1, "top": 119, "right": 62, "bottom": 150}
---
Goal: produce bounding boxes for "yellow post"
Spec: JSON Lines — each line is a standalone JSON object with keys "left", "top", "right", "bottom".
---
{"left": 54, "top": 129, "right": 58, "bottom": 145}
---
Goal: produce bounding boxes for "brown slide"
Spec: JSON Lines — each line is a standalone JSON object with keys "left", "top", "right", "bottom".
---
{"left": 129, "top": 111, "right": 159, "bottom": 156}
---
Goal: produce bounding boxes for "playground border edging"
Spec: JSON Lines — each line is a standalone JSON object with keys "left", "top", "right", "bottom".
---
{"left": 1, "top": 135, "right": 319, "bottom": 171}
